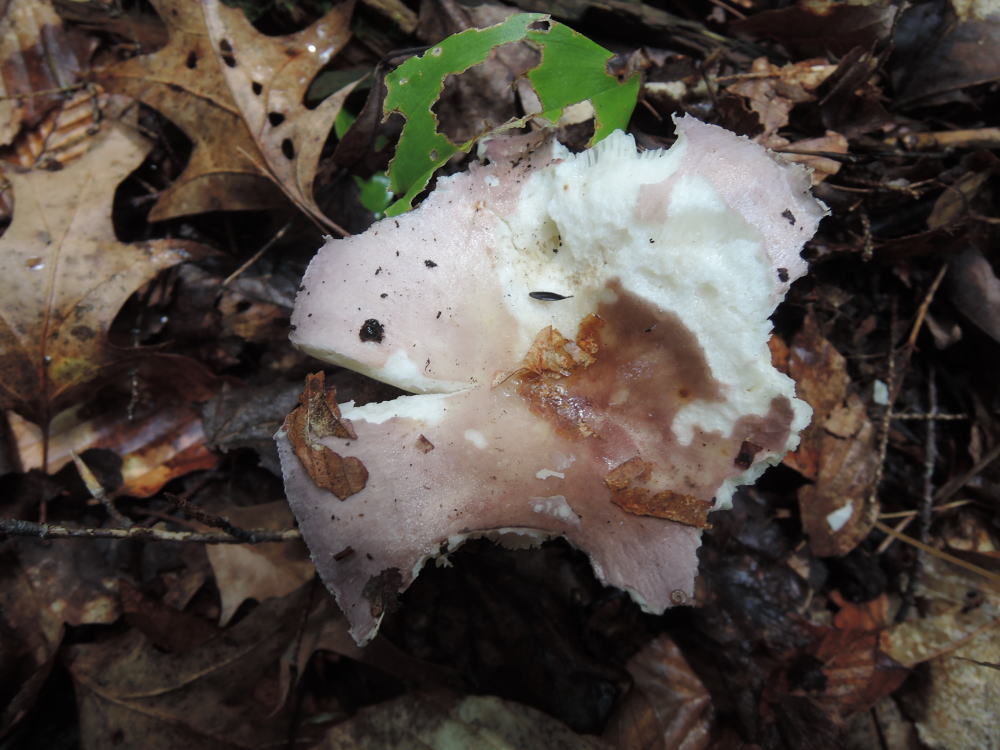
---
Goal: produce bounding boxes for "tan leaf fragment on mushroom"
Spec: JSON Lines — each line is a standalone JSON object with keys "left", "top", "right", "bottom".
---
{"left": 285, "top": 373, "right": 368, "bottom": 500}
{"left": 277, "top": 116, "right": 826, "bottom": 644}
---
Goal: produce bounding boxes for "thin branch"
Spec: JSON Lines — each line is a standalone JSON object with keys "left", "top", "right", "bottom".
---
{"left": 163, "top": 493, "right": 267, "bottom": 543}
{"left": 874, "top": 520, "right": 1000, "bottom": 584}
{"left": 0, "top": 518, "right": 301, "bottom": 544}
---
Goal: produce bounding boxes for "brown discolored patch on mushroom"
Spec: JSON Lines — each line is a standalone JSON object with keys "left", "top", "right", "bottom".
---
{"left": 604, "top": 456, "right": 714, "bottom": 528}
{"left": 285, "top": 372, "right": 367, "bottom": 499}
{"left": 362, "top": 568, "right": 403, "bottom": 618}
{"left": 415, "top": 434, "right": 435, "bottom": 453}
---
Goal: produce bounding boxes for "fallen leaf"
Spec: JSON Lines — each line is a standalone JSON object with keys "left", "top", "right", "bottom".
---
{"left": 201, "top": 0, "right": 359, "bottom": 228}
{"left": 725, "top": 57, "right": 836, "bottom": 141}
{"left": 119, "top": 579, "right": 218, "bottom": 653}
{"left": 314, "top": 691, "right": 610, "bottom": 749}
{"left": 810, "top": 627, "right": 910, "bottom": 716}
{"left": 774, "top": 131, "right": 849, "bottom": 185}
{"left": 0, "top": 102, "right": 206, "bottom": 425}
{"left": 879, "top": 555, "right": 1000, "bottom": 749}
{"left": 0, "top": 543, "right": 64, "bottom": 736}
{"left": 201, "top": 380, "right": 302, "bottom": 475}
{"left": 602, "top": 635, "right": 712, "bottom": 750}
{"left": 782, "top": 311, "right": 850, "bottom": 479}
{"left": 798, "top": 395, "right": 879, "bottom": 557}
{"left": 93, "top": 0, "right": 279, "bottom": 220}
{"left": 285, "top": 373, "right": 368, "bottom": 500}
{"left": 205, "top": 501, "right": 315, "bottom": 626}
{"left": 732, "top": 0, "right": 898, "bottom": 58}
{"left": 67, "top": 585, "right": 326, "bottom": 750}
{"left": 12, "top": 537, "right": 121, "bottom": 628}
{"left": 893, "top": 0, "right": 1000, "bottom": 106}
{"left": 96, "top": 0, "right": 357, "bottom": 224}
{"left": 946, "top": 247, "right": 1000, "bottom": 344}
{"left": 8, "top": 356, "right": 221, "bottom": 497}
{"left": 0, "top": 0, "right": 90, "bottom": 147}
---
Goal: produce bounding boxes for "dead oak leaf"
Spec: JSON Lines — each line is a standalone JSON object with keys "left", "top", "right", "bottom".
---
{"left": 286, "top": 372, "right": 367, "bottom": 499}
{"left": 0, "top": 112, "right": 206, "bottom": 424}
{"left": 96, "top": 0, "right": 356, "bottom": 226}
{"left": 202, "top": 0, "right": 358, "bottom": 229}
{"left": 204, "top": 502, "right": 315, "bottom": 626}
{"left": 93, "top": 0, "right": 281, "bottom": 221}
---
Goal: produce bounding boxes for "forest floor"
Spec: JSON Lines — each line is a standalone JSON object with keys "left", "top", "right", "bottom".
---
{"left": 1, "top": 0, "right": 998, "bottom": 748}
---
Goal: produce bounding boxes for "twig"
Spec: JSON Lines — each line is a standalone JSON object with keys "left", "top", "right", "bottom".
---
{"left": 885, "top": 127, "right": 1000, "bottom": 151}
{"left": 0, "top": 518, "right": 301, "bottom": 544}
{"left": 873, "top": 521, "right": 1000, "bottom": 584}
{"left": 896, "top": 371, "right": 939, "bottom": 621}
{"left": 933, "top": 441, "right": 1000, "bottom": 505}
{"left": 72, "top": 452, "right": 132, "bottom": 528}
{"left": 163, "top": 493, "right": 264, "bottom": 543}
{"left": 890, "top": 412, "right": 968, "bottom": 420}
{"left": 869, "top": 301, "right": 897, "bottom": 509}
{"left": 879, "top": 499, "right": 972, "bottom": 519}
{"left": 906, "top": 263, "right": 949, "bottom": 349}
{"left": 222, "top": 222, "right": 292, "bottom": 287}
{"left": 0, "top": 82, "right": 88, "bottom": 100}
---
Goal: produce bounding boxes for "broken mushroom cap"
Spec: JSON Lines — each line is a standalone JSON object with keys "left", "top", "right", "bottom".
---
{"left": 277, "top": 115, "right": 826, "bottom": 645}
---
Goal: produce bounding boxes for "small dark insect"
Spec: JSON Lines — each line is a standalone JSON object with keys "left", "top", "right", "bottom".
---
{"left": 424, "top": 259, "right": 437, "bottom": 268}
{"left": 777, "top": 267, "right": 789, "bottom": 282}
{"left": 359, "top": 318, "right": 385, "bottom": 343}
{"left": 333, "top": 546, "right": 355, "bottom": 562}
{"left": 529, "top": 291, "right": 573, "bottom": 301}
{"left": 781, "top": 209, "right": 796, "bottom": 225}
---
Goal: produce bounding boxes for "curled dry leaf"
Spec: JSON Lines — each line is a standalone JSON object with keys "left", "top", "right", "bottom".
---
{"left": 0, "top": 104, "right": 206, "bottom": 424}
{"left": 278, "top": 116, "right": 825, "bottom": 644}
{"left": 285, "top": 373, "right": 368, "bottom": 500}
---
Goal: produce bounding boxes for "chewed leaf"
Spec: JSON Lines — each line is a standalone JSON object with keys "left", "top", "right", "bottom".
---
{"left": 383, "top": 13, "right": 639, "bottom": 215}
{"left": 524, "top": 20, "right": 640, "bottom": 143}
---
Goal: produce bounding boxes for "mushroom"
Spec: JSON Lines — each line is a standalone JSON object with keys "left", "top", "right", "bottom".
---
{"left": 276, "top": 115, "right": 826, "bottom": 645}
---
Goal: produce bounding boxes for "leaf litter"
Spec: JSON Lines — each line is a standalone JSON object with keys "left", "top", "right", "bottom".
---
{"left": 1, "top": 0, "right": 999, "bottom": 747}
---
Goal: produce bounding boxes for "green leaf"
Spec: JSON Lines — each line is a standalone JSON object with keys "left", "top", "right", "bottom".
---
{"left": 353, "top": 173, "right": 393, "bottom": 218}
{"left": 382, "top": 13, "right": 639, "bottom": 216}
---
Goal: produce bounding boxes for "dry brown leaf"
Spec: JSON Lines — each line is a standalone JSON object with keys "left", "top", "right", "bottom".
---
{"left": 315, "top": 691, "right": 610, "bottom": 750}
{"left": 205, "top": 502, "right": 315, "bottom": 626}
{"left": 0, "top": 106, "right": 206, "bottom": 425}
{"left": 725, "top": 57, "right": 836, "bottom": 142}
{"left": 602, "top": 635, "right": 712, "bottom": 750}
{"left": 0, "top": 545, "right": 64, "bottom": 736}
{"left": 0, "top": 0, "right": 90, "bottom": 147}
{"left": 878, "top": 555, "right": 1000, "bottom": 748}
{"left": 285, "top": 373, "right": 368, "bottom": 499}
{"left": 811, "top": 627, "right": 910, "bottom": 716}
{"left": 774, "top": 131, "right": 849, "bottom": 185}
{"left": 202, "top": 0, "right": 358, "bottom": 228}
{"left": 9, "top": 367, "right": 220, "bottom": 498}
{"left": 95, "top": 0, "right": 356, "bottom": 224}
{"left": 798, "top": 395, "right": 879, "bottom": 557}
{"left": 119, "top": 579, "right": 219, "bottom": 653}
{"left": 67, "top": 585, "right": 326, "bottom": 749}
{"left": 93, "top": 0, "right": 279, "bottom": 220}
{"left": 786, "top": 312, "right": 879, "bottom": 557}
